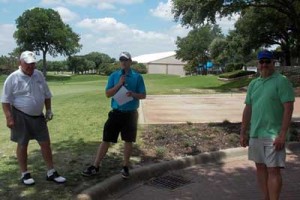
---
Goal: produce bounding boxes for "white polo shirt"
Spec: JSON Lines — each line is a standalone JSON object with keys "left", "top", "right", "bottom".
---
{"left": 1, "top": 67, "right": 52, "bottom": 116}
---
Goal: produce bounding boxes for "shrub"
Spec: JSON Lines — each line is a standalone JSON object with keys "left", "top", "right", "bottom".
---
{"left": 132, "top": 63, "right": 147, "bottom": 74}
{"left": 225, "top": 63, "right": 244, "bottom": 72}
{"left": 219, "top": 70, "right": 256, "bottom": 79}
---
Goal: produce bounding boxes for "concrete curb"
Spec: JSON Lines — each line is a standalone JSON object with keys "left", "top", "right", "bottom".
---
{"left": 76, "top": 142, "right": 300, "bottom": 200}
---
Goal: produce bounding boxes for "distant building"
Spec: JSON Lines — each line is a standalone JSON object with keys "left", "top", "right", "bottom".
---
{"left": 132, "top": 51, "right": 187, "bottom": 76}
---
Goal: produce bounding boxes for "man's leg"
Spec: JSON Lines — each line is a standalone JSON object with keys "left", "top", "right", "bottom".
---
{"left": 39, "top": 140, "right": 54, "bottom": 169}
{"left": 123, "top": 142, "right": 133, "bottom": 167}
{"left": 255, "top": 163, "right": 270, "bottom": 200}
{"left": 93, "top": 141, "right": 110, "bottom": 167}
{"left": 16, "top": 144, "right": 28, "bottom": 172}
{"left": 267, "top": 167, "right": 282, "bottom": 200}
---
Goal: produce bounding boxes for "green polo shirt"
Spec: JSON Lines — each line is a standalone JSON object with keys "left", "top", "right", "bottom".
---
{"left": 245, "top": 72, "right": 295, "bottom": 139}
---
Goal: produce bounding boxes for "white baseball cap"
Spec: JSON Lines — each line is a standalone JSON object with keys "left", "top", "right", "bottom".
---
{"left": 20, "top": 51, "right": 36, "bottom": 64}
{"left": 119, "top": 51, "right": 131, "bottom": 60}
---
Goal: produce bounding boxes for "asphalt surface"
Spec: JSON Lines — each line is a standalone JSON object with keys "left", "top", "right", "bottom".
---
{"left": 76, "top": 94, "right": 300, "bottom": 200}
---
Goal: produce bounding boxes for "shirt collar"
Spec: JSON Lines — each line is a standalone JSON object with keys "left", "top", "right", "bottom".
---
{"left": 18, "top": 66, "right": 36, "bottom": 78}
{"left": 119, "top": 68, "right": 132, "bottom": 76}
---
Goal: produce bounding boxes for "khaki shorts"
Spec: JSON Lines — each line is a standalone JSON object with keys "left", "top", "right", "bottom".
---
{"left": 248, "top": 138, "right": 286, "bottom": 168}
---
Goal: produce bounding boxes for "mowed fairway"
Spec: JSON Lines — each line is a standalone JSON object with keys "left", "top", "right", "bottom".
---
{"left": 0, "top": 74, "right": 244, "bottom": 199}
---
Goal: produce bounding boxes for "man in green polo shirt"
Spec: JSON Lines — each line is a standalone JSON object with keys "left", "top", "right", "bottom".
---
{"left": 240, "top": 50, "right": 294, "bottom": 200}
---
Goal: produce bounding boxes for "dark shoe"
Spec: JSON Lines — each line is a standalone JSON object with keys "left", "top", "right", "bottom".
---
{"left": 46, "top": 171, "right": 66, "bottom": 184}
{"left": 121, "top": 166, "right": 130, "bottom": 179}
{"left": 21, "top": 173, "right": 35, "bottom": 186}
{"left": 81, "top": 165, "right": 99, "bottom": 177}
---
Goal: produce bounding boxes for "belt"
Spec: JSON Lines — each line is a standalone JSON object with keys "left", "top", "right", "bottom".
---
{"left": 12, "top": 106, "right": 43, "bottom": 118}
{"left": 112, "top": 109, "right": 137, "bottom": 113}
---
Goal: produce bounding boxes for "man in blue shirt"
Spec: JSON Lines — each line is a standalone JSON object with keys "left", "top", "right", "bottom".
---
{"left": 82, "top": 51, "right": 146, "bottom": 179}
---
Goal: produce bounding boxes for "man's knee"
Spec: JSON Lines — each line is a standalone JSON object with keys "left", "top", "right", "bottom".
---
{"left": 267, "top": 167, "right": 281, "bottom": 176}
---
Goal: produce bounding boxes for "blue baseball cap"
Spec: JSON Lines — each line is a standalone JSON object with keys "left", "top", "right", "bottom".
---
{"left": 257, "top": 50, "right": 273, "bottom": 60}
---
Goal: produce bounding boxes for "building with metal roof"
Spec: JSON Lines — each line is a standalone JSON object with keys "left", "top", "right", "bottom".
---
{"left": 132, "top": 51, "right": 187, "bottom": 76}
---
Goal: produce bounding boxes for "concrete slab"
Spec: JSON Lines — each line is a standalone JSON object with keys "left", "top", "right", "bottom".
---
{"left": 138, "top": 94, "right": 300, "bottom": 124}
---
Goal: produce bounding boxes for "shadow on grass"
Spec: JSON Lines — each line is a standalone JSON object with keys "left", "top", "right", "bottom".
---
{"left": 0, "top": 139, "right": 122, "bottom": 200}
{"left": 0, "top": 137, "right": 167, "bottom": 200}
{"left": 209, "top": 77, "right": 254, "bottom": 92}
{"left": 46, "top": 75, "right": 72, "bottom": 82}
{"left": 1, "top": 136, "right": 299, "bottom": 200}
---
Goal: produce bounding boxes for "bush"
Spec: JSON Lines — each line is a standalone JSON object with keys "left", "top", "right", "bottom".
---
{"left": 225, "top": 63, "right": 244, "bottom": 72}
{"left": 132, "top": 63, "right": 147, "bottom": 74}
{"left": 103, "top": 62, "right": 148, "bottom": 76}
{"left": 219, "top": 70, "right": 256, "bottom": 79}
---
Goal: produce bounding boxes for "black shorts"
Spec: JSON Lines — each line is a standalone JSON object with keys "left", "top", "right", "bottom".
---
{"left": 103, "top": 110, "right": 138, "bottom": 143}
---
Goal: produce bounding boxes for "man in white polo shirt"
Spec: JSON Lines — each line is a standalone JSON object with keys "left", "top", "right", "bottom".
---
{"left": 1, "top": 50, "right": 66, "bottom": 186}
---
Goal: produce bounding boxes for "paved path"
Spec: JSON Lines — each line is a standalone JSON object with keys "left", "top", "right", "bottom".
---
{"left": 138, "top": 94, "right": 300, "bottom": 124}
{"left": 77, "top": 94, "right": 300, "bottom": 200}
{"left": 107, "top": 149, "right": 300, "bottom": 200}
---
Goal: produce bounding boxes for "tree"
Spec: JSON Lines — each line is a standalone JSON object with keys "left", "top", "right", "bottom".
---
{"left": 172, "top": 0, "right": 300, "bottom": 56}
{"left": 175, "top": 25, "right": 222, "bottom": 74}
{"left": 208, "top": 37, "right": 228, "bottom": 67}
{"left": 235, "top": 7, "right": 294, "bottom": 65}
{"left": 14, "top": 7, "right": 82, "bottom": 76}
{"left": 84, "top": 52, "right": 114, "bottom": 74}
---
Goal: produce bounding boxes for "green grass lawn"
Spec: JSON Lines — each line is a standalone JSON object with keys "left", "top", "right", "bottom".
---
{"left": 0, "top": 73, "right": 251, "bottom": 199}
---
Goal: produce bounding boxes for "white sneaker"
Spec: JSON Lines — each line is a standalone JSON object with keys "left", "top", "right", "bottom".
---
{"left": 21, "top": 173, "right": 35, "bottom": 186}
{"left": 46, "top": 171, "right": 66, "bottom": 183}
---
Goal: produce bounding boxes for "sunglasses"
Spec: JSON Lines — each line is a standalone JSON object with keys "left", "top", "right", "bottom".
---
{"left": 259, "top": 59, "right": 272, "bottom": 64}
{"left": 119, "top": 57, "right": 129, "bottom": 62}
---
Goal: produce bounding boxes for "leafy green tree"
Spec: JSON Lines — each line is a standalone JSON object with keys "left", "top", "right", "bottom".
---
{"left": 235, "top": 7, "right": 294, "bottom": 65}
{"left": 176, "top": 25, "right": 222, "bottom": 74}
{"left": 14, "top": 7, "right": 82, "bottom": 76}
{"left": 131, "top": 62, "right": 147, "bottom": 74}
{"left": 209, "top": 37, "right": 228, "bottom": 67}
{"left": 172, "top": 0, "right": 300, "bottom": 57}
{"left": 84, "top": 52, "right": 114, "bottom": 74}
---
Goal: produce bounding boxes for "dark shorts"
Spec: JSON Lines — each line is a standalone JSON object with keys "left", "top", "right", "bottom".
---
{"left": 11, "top": 107, "right": 50, "bottom": 145}
{"left": 103, "top": 110, "right": 138, "bottom": 143}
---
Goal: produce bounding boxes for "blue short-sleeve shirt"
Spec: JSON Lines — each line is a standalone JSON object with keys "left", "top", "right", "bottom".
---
{"left": 106, "top": 68, "right": 146, "bottom": 111}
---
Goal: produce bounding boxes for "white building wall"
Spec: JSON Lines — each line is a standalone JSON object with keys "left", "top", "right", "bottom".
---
{"left": 147, "top": 55, "right": 186, "bottom": 76}
{"left": 147, "top": 64, "right": 166, "bottom": 74}
{"left": 167, "top": 64, "right": 185, "bottom": 76}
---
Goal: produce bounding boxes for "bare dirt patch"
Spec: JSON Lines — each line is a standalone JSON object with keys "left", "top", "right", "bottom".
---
{"left": 138, "top": 121, "right": 300, "bottom": 164}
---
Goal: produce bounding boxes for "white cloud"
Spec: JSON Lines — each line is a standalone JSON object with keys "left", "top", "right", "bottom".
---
{"left": 41, "top": 0, "right": 143, "bottom": 8}
{"left": 77, "top": 18, "right": 128, "bottom": 32}
{"left": 54, "top": 7, "right": 79, "bottom": 22}
{"left": 216, "top": 13, "right": 239, "bottom": 35}
{"left": 41, "top": 0, "right": 64, "bottom": 6}
{"left": 76, "top": 17, "right": 177, "bottom": 58}
{"left": 0, "top": 24, "right": 16, "bottom": 56}
{"left": 97, "top": 2, "right": 116, "bottom": 10}
{"left": 150, "top": 0, "right": 173, "bottom": 21}
{"left": 169, "top": 24, "right": 191, "bottom": 38}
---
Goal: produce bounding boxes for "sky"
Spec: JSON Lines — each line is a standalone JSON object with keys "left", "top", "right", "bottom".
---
{"left": 0, "top": 0, "right": 239, "bottom": 60}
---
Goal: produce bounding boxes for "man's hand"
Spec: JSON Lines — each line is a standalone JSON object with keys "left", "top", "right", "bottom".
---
{"left": 240, "top": 133, "right": 249, "bottom": 147}
{"left": 45, "top": 110, "right": 53, "bottom": 122}
{"left": 6, "top": 116, "right": 15, "bottom": 128}
{"left": 273, "top": 135, "right": 285, "bottom": 151}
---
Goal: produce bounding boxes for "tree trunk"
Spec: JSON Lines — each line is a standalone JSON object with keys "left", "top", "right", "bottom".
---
{"left": 42, "top": 51, "right": 47, "bottom": 77}
{"left": 284, "top": 48, "right": 291, "bottom": 66}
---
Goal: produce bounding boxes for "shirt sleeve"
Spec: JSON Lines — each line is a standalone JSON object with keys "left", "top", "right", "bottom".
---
{"left": 277, "top": 76, "right": 295, "bottom": 103}
{"left": 245, "top": 80, "right": 255, "bottom": 105}
{"left": 38, "top": 71, "right": 52, "bottom": 99}
{"left": 105, "top": 73, "right": 115, "bottom": 91}
{"left": 1, "top": 75, "right": 14, "bottom": 103}
{"left": 136, "top": 74, "right": 146, "bottom": 94}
